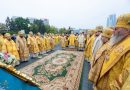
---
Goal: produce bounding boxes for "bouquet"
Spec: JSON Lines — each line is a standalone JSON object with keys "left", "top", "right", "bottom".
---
{"left": 0, "top": 52, "right": 17, "bottom": 66}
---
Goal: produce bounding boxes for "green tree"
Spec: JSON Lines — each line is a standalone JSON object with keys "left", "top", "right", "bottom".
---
{"left": 46, "top": 25, "right": 58, "bottom": 34}
{"left": 8, "top": 17, "right": 30, "bottom": 33}
{"left": 14, "top": 17, "right": 30, "bottom": 31}
{"left": 32, "top": 19, "right": 46, "bottom": 34}
{"left": 45, "top": 25, "right": 50, "bottom": 33}
{"left": 59, "top": 27, "right": 71, "bottom": 34}
{"left": 9, "top": 19, "right": 17, "bottom": 31}
{"left": 0, "top": 23, "right": 7, "bottom": 30}
{"left": 5, "top": 17, "right": 53, "bottom": 34}
{"left": 59, "top": 28, "right": 65, "bottom": 34}
{"left": 5, "top": 17, "right": 10, "bottom": 30}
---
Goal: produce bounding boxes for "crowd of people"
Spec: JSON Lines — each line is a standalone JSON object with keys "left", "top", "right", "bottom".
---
{"left": 85, "top": 13, "right": 130, "bottom": 90}
{"left": 0, "top": 13, "right": 130, "bottom": 90}
{"left": 0, "top": 30, "right": 86, "bottom": 66}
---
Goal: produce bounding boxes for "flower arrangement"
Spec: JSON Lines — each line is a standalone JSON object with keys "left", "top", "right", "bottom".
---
{"left": 0, "top": 52, "right": 17, "bottom": 66}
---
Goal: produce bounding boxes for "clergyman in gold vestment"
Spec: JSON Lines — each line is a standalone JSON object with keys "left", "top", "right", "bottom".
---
{"left": 95, "top": 13, "right": 130, "bottom": 90}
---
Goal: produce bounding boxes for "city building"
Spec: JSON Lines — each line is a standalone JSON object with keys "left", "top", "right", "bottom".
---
{"left": 107, "top": 14, "right": 116, "bottom": 27}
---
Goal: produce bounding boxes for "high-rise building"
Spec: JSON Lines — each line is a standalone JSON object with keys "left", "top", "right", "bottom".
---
{"left": 107, "top": 14, "right": 116, "bottom": 27}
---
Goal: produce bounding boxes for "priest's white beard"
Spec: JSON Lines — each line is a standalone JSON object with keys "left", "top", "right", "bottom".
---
{"left": 109, "top": 34, "right": 126, "bottom": 47}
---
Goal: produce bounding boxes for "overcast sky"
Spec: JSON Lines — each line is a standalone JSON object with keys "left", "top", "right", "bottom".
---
{"left": 0, "top": 0, "right": 130, "bottom": 29}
